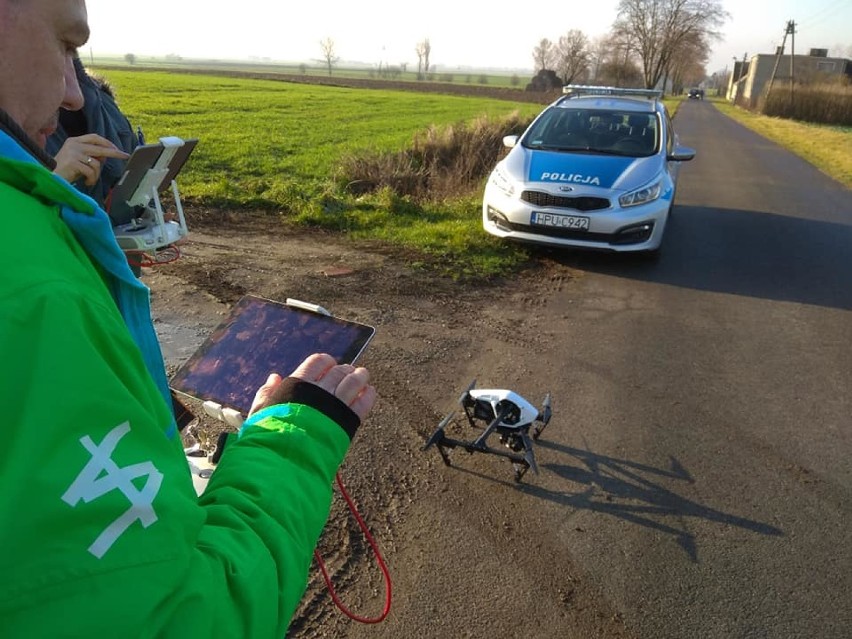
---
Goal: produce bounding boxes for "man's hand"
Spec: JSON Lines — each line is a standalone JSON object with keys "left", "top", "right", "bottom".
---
{"left": 53, "top": 133, "right": 129, "bottom": 186}
{"left": 249, "top": 353, "right": 377, "bottom": 420}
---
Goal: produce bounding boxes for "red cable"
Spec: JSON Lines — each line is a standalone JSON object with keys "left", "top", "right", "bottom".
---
{"left": 125, "top": 245, "right": 181, "bottom": 269}
{"left": 313, "top": 471, "right": 392, "bottom": 624}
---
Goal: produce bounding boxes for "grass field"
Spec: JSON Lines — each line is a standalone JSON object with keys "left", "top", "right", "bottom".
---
{"left": 92, "top": 56, "right": 531, "bottom": 89}
{"left": 99, "top": 70, "right": 542, "bottom": 205}
{"left": 96, "top": 69, "right": 550, "bottom": 275}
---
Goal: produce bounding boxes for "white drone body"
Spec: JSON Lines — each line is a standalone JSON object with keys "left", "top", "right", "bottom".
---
{"left": 468, "top": 389, "right": 540, "bottom": 429}
{"left": 424, "top": 380, "right": 553, "bottom": 482}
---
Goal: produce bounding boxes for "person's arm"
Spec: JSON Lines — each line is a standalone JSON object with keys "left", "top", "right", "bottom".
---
{"left": 52, "top": 132, "right": 128, "bottom": 186}
{"left": 190, "top": 355, "right": 376, "bottom": 633}
{"left": 1, "top": 269, "right": 375, "bottom": 637}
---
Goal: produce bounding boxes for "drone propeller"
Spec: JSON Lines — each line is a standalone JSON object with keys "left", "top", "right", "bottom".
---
{"left": 422, "top": 411, "right": 454, "bottom": 451}
{"left": 533, "top": 393, "right": 552, "bottom": 440}
{"left": 457, "top": 379, "right": 477, "bottom": 405}
{"left": 541, "top": 393, "right": 552, "bottom": 424}
{"left": 520, "top": 432, "right": 539, "bottom": 475}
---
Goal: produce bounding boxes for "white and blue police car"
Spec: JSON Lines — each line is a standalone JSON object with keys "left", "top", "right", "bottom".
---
{"left": 483, "top": 85, "right": 695, "bottom": 255}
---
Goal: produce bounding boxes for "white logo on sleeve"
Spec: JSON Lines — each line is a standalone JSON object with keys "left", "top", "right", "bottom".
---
{"left": 62, "top": 422, "right": 163, "bottom": 559}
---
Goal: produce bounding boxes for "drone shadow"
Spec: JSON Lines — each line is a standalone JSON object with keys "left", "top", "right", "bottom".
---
{"left": 449, "top": 439, "right": 782, "bottom": 562}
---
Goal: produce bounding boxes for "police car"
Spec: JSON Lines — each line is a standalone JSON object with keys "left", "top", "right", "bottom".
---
{"left": 483, "top": 85, "right": 695, "bottom": 255}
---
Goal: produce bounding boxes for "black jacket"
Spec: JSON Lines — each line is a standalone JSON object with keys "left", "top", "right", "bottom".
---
{"left": 45, "top": 58, "right": 140, "bottom": 209}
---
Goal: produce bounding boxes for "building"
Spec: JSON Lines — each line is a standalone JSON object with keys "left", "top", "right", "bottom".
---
{"left": 727, "top": 49, "right": 851, "bottom": 108}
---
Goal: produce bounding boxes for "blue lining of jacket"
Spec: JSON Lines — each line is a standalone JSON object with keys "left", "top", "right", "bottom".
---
{"left": 0, "top": 131, "right": 177, "bottom": 439}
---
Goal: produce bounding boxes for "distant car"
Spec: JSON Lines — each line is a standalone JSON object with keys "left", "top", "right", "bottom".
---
{"left": 482, "top": 85, "right": 695, "bottom": 255}
{"left": 688, "top": 87, "right": 704, "bottom": 99}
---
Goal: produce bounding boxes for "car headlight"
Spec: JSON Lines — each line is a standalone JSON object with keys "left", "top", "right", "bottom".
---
{"left": 619, "top": 180, "right": 662, "bottom": 208}
{"left": 489, "top": 165, "right": 516, "bottom": 197}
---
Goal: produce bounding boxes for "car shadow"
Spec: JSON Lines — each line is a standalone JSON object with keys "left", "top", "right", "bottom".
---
{"left": 527, "top": 205, "right": 852, "bottom": 311}
{"left": 445, "top": 440, "right": 782, "bottom": 563}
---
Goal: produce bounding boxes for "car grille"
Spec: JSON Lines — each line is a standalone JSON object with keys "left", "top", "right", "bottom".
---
{"left": 502, "top": 221, "right": 655, "bottom": 244}
{"left": 505, "top": 221, "right": 613, "bottom": 242}
{"left": 521, "top": 191, "right": 610, "bottom": 211}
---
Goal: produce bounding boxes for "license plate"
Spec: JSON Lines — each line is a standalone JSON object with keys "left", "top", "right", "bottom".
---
{"left": 530, "top": 212, "right": 590, "bottom": 230}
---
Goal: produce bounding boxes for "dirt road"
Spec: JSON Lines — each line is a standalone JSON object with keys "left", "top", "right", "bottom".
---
{"left": 149, "top": 211, "right": 632, "bottom": 638}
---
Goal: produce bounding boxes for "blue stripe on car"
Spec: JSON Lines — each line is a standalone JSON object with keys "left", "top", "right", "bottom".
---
{"left": 528, "top": 153, "right": 635, "bottom": 189}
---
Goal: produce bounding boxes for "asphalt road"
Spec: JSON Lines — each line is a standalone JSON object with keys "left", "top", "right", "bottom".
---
{"left": 529, "top": 100, "right": 852, "bottom": 637}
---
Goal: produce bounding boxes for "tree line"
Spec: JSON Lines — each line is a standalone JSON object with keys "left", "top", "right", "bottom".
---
{"left": 313, "top": 0, "right": 727, "bottom": 92}
{"left": 532, "top": 0, "right": 728, "bottom": 93}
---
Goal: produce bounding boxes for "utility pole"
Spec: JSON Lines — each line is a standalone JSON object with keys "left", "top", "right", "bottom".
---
{"left": 789, "top": 20, "right": 796, "bottom": 106}
{"left": 766, "top": 20, "right": 795, "bottom": 104}
{"left": 732, "top": 52, "right": 748, "bottom": 105}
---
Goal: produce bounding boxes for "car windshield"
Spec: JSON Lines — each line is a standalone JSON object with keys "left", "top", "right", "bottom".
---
{"left": 523, "top": 107, "right": 659, "bottom": 157}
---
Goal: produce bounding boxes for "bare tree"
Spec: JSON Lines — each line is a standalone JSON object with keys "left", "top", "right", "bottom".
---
{"left": 667, "top": 35, "right": 710, "bottom": 93}
{"left": 415, "top": 38, "right": 431, "bottom": 79}
{"left": 319, "top": 37, "right": 339, "bottom": 76}
{"left": 612, "top": 0, "right": 728, "bottom": 89}
{"left": 587, "top": 36, "right": 609, "bottom": 81}
{"left": 423, "top": 39, "right": 431, "bottom": 76}
{"left": 595, "top": 33, "right": 643, "bottom": 87}
{"left": 554, "top": 30, "right": 590, "bottom": 83}
{"left": 532, "top": 38, "right": 556, "bottom": 72}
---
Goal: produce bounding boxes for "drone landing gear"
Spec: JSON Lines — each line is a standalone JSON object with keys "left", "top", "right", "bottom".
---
{"left": 424, "top": 420, "right": 534, "bottom": 482}
{"left": 423, "top": 382, "right": 553, "bottom": 483}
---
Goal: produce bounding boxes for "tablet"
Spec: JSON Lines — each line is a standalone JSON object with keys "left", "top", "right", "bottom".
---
{"left": 169, "top": 295, "right": 376, "bottom": 416}
{"left": 108, "top": 138, "right": 198, "bottom": 224}
{"left": 157, "top": 138, "right": 198, "bottom": 190}
{"left": 108, "top": 142, "right": 165, "bottom": 222}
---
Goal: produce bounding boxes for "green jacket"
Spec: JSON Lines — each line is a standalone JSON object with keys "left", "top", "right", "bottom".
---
{"left": 0, "top": 130, "right": 359, "bottom": 637}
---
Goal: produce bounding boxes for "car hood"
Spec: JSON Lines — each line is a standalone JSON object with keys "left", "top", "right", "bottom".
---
{"left": 505, "top": 148, "right": 663, "bottom": 192}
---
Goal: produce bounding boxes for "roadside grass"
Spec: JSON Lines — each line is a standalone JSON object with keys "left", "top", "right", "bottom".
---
{"left": 712, "top": 100, "right": 852, "bottom": 188}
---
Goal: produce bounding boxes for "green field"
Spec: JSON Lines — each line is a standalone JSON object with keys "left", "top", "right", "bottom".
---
{"left": 99, "top": 69, "right": 541, "bottom": 204}
{"left": 93, "top": 69, "right": 549, "bottom": 276}
{"left": 92, "top": 57, "right": 531, "bottom": 89}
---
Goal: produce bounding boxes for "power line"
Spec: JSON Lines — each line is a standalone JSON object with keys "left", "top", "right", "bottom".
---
{"left": 797, "top": 0, "right": 849, "bottom": 30}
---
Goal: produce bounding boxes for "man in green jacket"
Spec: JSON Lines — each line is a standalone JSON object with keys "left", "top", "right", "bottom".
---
{"left": 0, "top": 1, "right": 377, "bottom": 637}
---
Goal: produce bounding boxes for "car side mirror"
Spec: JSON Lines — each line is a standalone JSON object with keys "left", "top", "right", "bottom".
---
{"left": 668, "top": 146, "right": 696, "bottom": 162}
{"left": 503, "top": 135, "right": 519, "bottom": 148}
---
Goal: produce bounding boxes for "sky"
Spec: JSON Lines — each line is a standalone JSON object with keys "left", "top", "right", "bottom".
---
{"left": 83, "top": 0, "right": 852, "bottom": 76}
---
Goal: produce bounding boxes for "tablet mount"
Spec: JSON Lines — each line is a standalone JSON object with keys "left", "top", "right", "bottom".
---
{"left": 113, "top": 136, "right": 190, "bottom": 256}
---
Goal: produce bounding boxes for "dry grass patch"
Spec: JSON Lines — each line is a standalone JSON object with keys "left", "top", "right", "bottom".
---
{"left": 336, "top": 112, "right": 533, "bottom": 200}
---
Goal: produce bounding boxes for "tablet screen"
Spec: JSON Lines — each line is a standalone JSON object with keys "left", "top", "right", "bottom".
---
{"left": 108, "top": 142, "right": 164, "bottom": 224}
{"left": 158, "top": 138, "right": 198, "bottom": 190}
{"left": 169, "top": 295, "right": 375, "bottom": 415}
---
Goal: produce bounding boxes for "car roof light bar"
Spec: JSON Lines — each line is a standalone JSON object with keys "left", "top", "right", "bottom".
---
{"left": 562, "top": 85, "right": 663, "bottom": 99}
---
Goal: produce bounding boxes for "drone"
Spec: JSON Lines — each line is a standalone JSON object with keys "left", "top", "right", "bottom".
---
{"left": 423, "top": 380, "right": 552, "bottom": 482}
